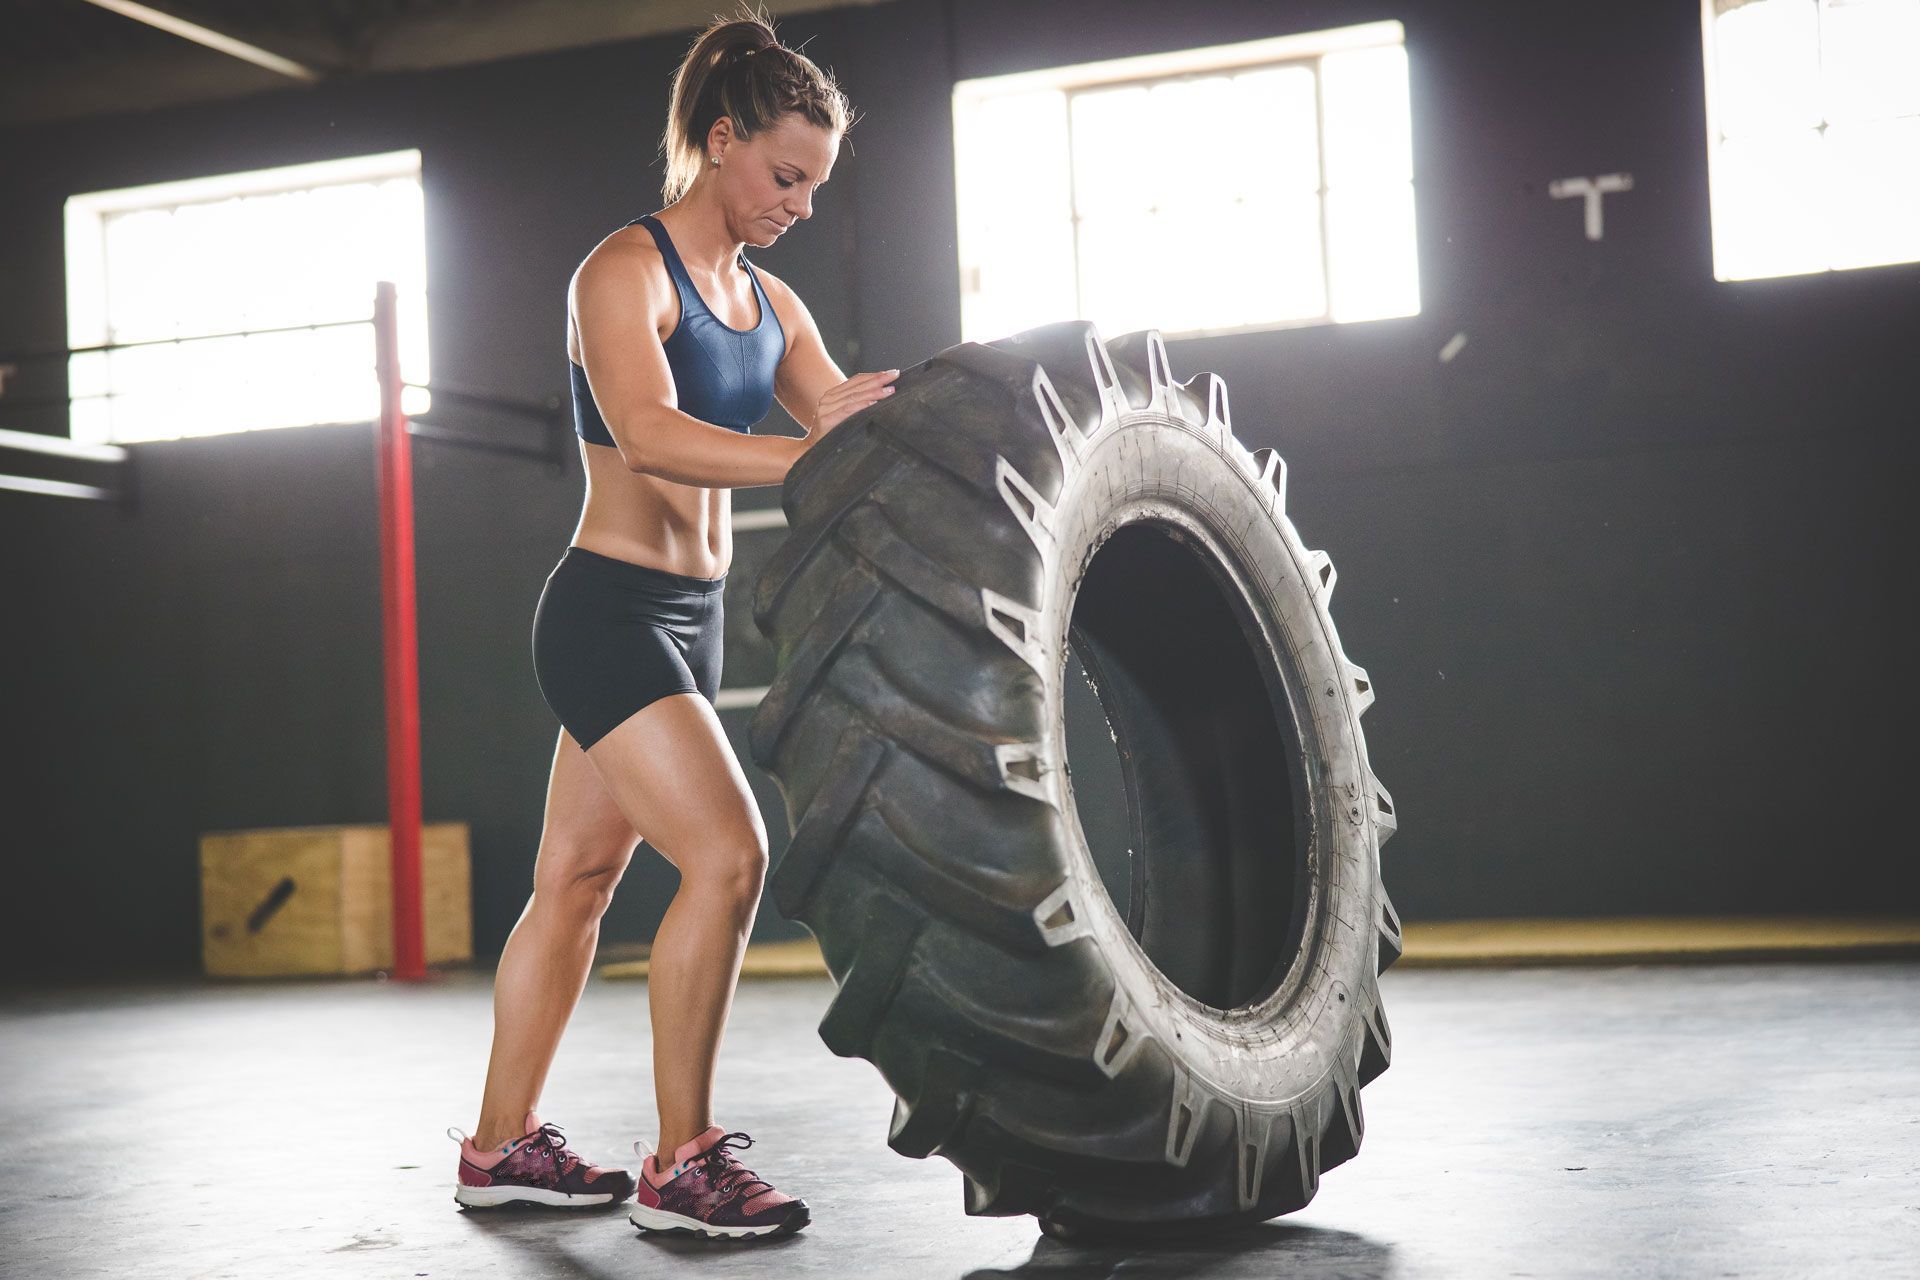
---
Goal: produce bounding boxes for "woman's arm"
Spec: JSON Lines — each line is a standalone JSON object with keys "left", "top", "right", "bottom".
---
{"left": 760, "top": 270, "right": 896, "bottom": 439}
{"left": 765, "top": 273, "right": 844, "bottom": 434}
{"left": 569, "top": 244, "right": 802, "bottom": 487}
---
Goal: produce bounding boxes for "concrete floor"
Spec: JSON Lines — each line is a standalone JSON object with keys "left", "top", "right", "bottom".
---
{"left": 2, "top": 961, "right": 1914, "bottom": 1279}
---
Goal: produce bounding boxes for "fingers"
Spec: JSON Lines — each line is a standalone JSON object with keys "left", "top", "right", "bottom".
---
{"left": 829, "top": 370, "right": 898, "bottom": 402}
{"left": 814, "top": 369, "right": 902, "bottom": 434}
{"left": 819, "top": 370, "right": 897, "bottom": 411}
{"left": 822, "top": 370, "right": 894, "bottom": 397}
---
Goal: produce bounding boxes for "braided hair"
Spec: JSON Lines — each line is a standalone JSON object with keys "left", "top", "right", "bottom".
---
{"left": 659, "top": 3, "right": 857, "bottom": 203}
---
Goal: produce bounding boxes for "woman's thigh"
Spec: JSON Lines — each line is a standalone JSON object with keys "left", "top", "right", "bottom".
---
{"left": 532, "top": 728, "right": 643, "bottom": 891}
{"left": 584, "top": 691, "right": 766, "bottom": 878}
{"left": 531, "top": 550, "right": 711, "bottom": 753}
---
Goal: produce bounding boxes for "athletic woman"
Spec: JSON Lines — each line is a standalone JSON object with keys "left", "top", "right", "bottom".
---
{"left": 445, "top": 9, "right": 894, "bottom": 1241}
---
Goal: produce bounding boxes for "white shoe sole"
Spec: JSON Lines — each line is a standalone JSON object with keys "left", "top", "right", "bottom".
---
{"left": 628, "top": 1202, "right": 809, "bottom": 1240}
{"left": 454, "top": 1182, "right": 620, "bottom": 1208}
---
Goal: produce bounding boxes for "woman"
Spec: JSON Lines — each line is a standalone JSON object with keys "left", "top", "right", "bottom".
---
{"left": 445, "top": 8, "right": 895, "bottom": 1241}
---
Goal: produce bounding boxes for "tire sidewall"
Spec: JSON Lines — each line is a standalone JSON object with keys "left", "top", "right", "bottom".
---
{"left": 1040, "top": 408, "right": 1378, "bottom": 1108}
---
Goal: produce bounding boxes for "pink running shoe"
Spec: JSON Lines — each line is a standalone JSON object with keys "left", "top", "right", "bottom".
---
{"left": 449, "top": 1110, "right": 636, "bottom": 1209}
{"left": 628, "top": 1125, "right": 810, "bottom": 1240}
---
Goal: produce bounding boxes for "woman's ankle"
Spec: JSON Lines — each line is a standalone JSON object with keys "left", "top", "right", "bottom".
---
{"left": 655, "top": 1123, "right": 724, "bottom": 1163}
{"left": 471, "top": 1111, "right": 534, "bottom": 1155}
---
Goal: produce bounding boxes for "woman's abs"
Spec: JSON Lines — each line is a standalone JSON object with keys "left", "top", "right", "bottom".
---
{"left": 573, "top": 448, "right": 733, "bottom": 579}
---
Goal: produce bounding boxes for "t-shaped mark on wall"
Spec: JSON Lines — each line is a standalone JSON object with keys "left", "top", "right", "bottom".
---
{"left": 1548, "top": 173, "right": 1634, "bottom": 241}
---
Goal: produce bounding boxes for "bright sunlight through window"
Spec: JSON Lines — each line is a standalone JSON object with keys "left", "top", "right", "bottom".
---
{"left": 64, "top": 150, "right": 430, "bottom": 445}
{"left": 953, "top": 21, "right": 1419, "bottom": 343}
{"left": 1701, "top": 0, "right": 1920, "bottom": 281}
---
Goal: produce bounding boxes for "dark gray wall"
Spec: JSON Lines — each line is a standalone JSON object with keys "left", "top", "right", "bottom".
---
{"left": 2, "top": 0, "right": 1914, "bottom": 980}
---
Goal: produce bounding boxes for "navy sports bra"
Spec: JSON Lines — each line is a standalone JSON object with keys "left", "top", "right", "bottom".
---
{"left": 570, "top": 213, "right": 786, "bottom": 447}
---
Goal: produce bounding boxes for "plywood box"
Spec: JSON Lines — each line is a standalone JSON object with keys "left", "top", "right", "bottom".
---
{"left": 200, "top": 823, "right": 472, "bottom": 977}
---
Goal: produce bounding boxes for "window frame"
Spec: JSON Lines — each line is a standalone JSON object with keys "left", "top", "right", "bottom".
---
{"left": 1698, "top": 0, "right": 1920, "bottom": 282}
{"left": 952, "top": 20, "right": 1417, "bottom": 342}
{"left": 63, "top": 148, "right": 427, "bottom": 444}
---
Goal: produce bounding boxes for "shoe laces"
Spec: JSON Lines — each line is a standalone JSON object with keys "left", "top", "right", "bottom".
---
{"left": 699, "top": 1131, "right": 773, "bottom": 1202}
{"left": 525, "top": 1122, "right": 582, "bottom": 1177}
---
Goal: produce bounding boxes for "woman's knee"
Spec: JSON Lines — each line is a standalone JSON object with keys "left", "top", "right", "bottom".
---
{"left": 680, "top": 838, "right": 768, "bottom": 905}
{"left": 532, "top": 854, "right": 627, "bottom": 921}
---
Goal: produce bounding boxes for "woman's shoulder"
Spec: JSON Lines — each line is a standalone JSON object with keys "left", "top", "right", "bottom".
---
{"left": 578, "top": 219, "right": 668, "bottom": 279}
{"left": 567, "top": 226, "right": 676, "bottom": 354}
{"left": 575, "top": 217, "right": 680, "bottom": 296}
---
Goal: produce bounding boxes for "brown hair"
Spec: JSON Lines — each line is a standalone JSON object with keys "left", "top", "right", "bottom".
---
{"left": 659, "top": 3, "right": 857, "bottom": 204}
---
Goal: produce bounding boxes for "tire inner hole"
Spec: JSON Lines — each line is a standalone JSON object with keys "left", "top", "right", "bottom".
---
{"left": 1062, "top": 520, "right": 1310, "bottom": 1012}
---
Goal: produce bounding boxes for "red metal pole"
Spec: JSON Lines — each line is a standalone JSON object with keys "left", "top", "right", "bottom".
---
{"left": 374, "top": 281, "right": 427, "bottom": 981}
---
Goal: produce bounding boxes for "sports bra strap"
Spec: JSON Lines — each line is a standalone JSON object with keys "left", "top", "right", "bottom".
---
{"left": 634, "top": 214, "right": 749, "bottom": 296}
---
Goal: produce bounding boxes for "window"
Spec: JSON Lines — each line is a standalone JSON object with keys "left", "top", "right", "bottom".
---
{"left": 64, "top": 150, "right": 430, "bottom": 445}
{"left": 1701, "top": 0, "right": 1920, "bottom": 281}
{"left": 952, "top": 21, "right": 1419, "bottom": 343}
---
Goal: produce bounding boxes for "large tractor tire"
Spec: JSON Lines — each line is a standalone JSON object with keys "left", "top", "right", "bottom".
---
{"left": 746, "top": 320, "right": 1400, "bottom": 1237}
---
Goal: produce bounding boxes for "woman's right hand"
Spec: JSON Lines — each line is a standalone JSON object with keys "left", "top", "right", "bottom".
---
{"left": 812, "top": 369, "right": 900, "bottom": 436}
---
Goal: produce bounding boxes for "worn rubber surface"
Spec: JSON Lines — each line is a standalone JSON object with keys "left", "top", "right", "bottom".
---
{"left": 747, "top": 321, "right": 1399, "bottom": 1235}
{"left": 628, "top": 1202, "right": 811, "bottom": 1240}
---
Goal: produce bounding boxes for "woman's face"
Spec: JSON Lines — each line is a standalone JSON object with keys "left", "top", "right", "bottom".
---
{"left": 709, "top": 114, "right": 839, "bottom": 247}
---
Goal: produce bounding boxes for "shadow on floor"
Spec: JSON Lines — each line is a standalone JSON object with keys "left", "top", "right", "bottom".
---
{"left": 965, "top": 1220, "right": 1396, "bottom": 1279}
{"left": 458, "top": 1204, "right": 808, "bottom": 1278}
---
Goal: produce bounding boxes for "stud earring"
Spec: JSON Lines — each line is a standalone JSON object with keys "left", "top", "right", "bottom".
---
{"left": 710, "top": 155, "right": 720, "bottom": 166}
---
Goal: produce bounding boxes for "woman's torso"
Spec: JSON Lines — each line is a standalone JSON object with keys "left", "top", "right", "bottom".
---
{"left": 566, "top": 212, "right": 788, "bottom": 578}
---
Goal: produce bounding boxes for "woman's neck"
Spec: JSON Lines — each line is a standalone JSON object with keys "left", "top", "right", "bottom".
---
{"left": 655, "top": 195, "right": 743, "bottom": 277}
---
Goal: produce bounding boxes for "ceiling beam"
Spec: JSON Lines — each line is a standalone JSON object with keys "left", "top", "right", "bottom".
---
{"left": 78, "top": 0, "right": 331, "bottom": 82}
{"left": 4, "top": 0, "right": 886, "bottom": 129}
{"left": 352, "top": 0, "right": 883, "bottom": 76}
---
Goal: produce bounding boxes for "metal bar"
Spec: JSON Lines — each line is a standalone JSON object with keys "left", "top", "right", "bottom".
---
{"left": 0, "top": 474, "right": 117, "bottom": 502}
{"left": 374, "top": 282, "right": 427, "bottom": 983}
{"left": 3, "top": 317, "right": 370, "bottom": 364}
{"left": 401, "top": 381, "right": 560, "bottom": 424}
{"left": 713, "top": 686, "right": 769, "bottom": 711}
{"left": 731, "top": 506, "right": 789, "bottom": 532}
{"left": 79, "top": 0, "right": 324, "bottom": 81}
{"left": 405, "top": 420, "right": 558, "bottom": 464}
{"left": 0, "top": 395, "right": 98, "bottom": 413}
{"left": 0, "top": 426, "right": 127, "bottom": 464}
